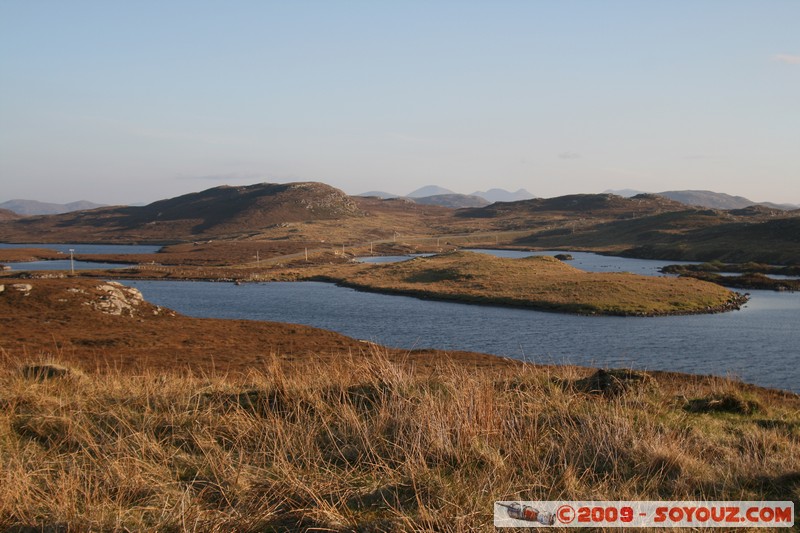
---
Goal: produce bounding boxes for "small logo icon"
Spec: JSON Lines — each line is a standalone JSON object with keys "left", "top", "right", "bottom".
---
{"left": 498, "top": 502, "right": 556, "bottom": 525}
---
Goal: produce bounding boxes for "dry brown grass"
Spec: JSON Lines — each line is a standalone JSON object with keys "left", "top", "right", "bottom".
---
{"left": 320, "top": 251, "right": 745, "bottom": 316}
{"left": 1, "top": 349, "right": 798, "bottom": 531}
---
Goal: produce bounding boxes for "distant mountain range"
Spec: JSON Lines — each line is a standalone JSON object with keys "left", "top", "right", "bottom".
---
{"left": 406, "top": 185, "right": 456, "bottom": 198}
{"left": 470, "top": 188, "right": 535, "bottom": 202}
{"left": 358, "top": 191, "right": 399, "bottom": 199}
{"left": 358, "top": 186, "right": 535, "bottom": 207}
{"left": 410, "top": 194, "right": 490, "bottom": 208}
{"left": 604, "top": 189, "right": 798, "bottom": 211}
{"left": 0, "top": 199, "right": 106, "bottom": 216}
{"left": 604, "top": 189, "right": 647, "bottom": 198}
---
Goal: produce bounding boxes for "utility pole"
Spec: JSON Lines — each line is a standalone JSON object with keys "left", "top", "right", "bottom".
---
{"left": 69, "top": 249, "right": 75, "bottom": 275}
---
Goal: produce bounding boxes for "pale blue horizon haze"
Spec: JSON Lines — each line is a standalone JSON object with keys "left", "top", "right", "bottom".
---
{"left": 1, "top": 1, "right": 799, "bottom": 205}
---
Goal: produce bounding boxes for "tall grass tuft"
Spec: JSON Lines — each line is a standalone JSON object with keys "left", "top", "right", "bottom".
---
{"left": 0, "top": 349, "right": 798, "bottom": 531}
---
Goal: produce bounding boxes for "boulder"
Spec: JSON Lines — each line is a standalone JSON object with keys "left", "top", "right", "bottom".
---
{"left": 574, "top": 368, "right": 656, "bottom": 396}
{"left": 11, "top": 283, "right": 33, "bottom": 294}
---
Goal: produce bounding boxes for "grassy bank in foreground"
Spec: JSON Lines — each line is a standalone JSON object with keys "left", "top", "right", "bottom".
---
{"left": 323, "top": 251, "right": 745, "bottom": 316}
{"left": 1, "top": 352, "right": 798, "bottom": 531}
{"left": 1, "top": 277, "right": 797, "bottom": 530}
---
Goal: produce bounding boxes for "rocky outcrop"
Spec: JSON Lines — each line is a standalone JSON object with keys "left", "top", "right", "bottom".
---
{"left": 83, "top": 281, "right": 145, "bottom": 316}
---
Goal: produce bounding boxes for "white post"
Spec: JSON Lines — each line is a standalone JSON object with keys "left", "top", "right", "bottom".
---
{"left": 69, "top": 249, "right": 75, "bottom": 275}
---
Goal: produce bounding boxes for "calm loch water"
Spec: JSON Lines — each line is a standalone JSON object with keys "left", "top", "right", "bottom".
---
{"left": 0, "top": 243, "right": 162, "bottom": 254}
{"left": 122, "top": 251, "right": 800, "bottom": 393}
{"left": 1, "top": 243, "right": 161, "bottom": 271}
{"left": 10, "top": 242, "right": 793, "bottom": 391}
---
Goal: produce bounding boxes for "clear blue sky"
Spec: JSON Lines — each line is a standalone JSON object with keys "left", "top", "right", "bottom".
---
{"left": 1, "top": 1, "right": 798, "bottom": 204}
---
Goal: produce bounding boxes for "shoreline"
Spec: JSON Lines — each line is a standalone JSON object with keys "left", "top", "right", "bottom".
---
{"left": 314, "top": 275, "right": 750, "bottom": 317}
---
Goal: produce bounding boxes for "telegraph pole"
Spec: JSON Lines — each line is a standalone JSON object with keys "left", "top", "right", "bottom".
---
{"left": 69, "top": 249, "right": 75, "bottom": 275}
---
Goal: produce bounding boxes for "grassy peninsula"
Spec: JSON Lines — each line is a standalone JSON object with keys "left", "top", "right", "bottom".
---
{"left": 323, "top": 251, "right": 746, "bottom": 316}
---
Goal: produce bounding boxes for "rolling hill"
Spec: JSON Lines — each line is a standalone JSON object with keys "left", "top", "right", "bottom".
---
{"left": 0, "top": 182, "right": 363, "bottom": 242}
{"left": 458, "top": 193, "right": 684, "bottom": 222}
{"left": 603, "top": 189, "right": 798, "bottom": 211}
{"left": 515, "top": 208, "right": 800, "bottom": 264}
{"left": 657, "top": 190, "right": 797, "bottom": 211}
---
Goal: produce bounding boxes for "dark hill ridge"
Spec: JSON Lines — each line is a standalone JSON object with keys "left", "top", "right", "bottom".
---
{"left": 656, "top": 190, "right": 800, "bottom": 211}
{"left": 624, "top": 217, "right": 800, "bottom": 264}
{"left": 124, "top": 182, "right": 361, "bottom": 230}
{"left": 516, "top": 209, "right": 800, "bottom": 264}
{"left": 604, "top": 189, "right": 798, "bottom": 211}
{"left": 458, "top": 193, "right": 684, "bottom": 220}
{"left": 0, "top": 182, "right": 362, "bottom": 242}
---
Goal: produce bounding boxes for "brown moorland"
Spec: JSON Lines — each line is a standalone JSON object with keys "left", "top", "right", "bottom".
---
{"left": 0, "top": 278, "right": 503, "bottom": 374}
{"left": 4, "top": 183, "right": 800, "bottom": 267}
{"left": 0, "top": 281, "right": 797, "bottom": 530}
{"left": 0, "top": 248, "right": 65, "bottom": 263}
{"left": 0, "top": 182, "right": 454, "bottom": 246}
{"left": 516, "top": 209, "right": 800, "bottom": 265}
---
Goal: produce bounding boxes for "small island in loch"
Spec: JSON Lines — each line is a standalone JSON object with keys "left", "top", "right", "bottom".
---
{"left": 319, "top": 251, "right": 748, "bottom": 316}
